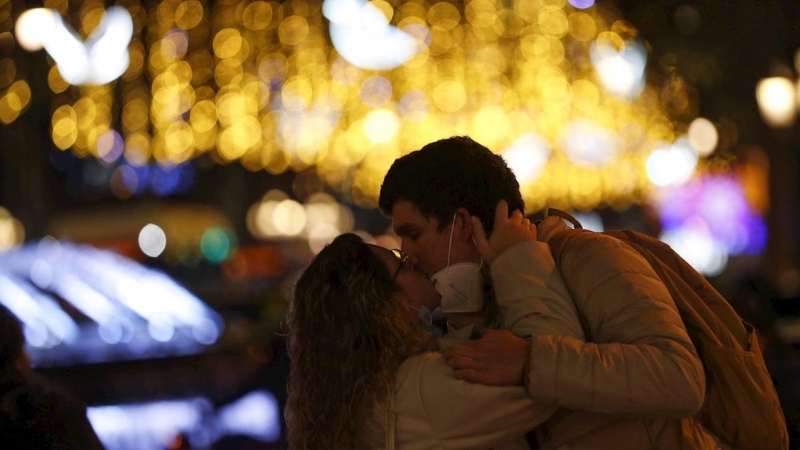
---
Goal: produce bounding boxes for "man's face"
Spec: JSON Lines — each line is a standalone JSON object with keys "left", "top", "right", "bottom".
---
{"left": 390, "top": 200, "right": 472, "bottom": 280}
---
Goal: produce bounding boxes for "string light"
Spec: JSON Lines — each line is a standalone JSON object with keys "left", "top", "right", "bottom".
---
{"left": 5, "top": 0, "right": 705, "bottom": 212}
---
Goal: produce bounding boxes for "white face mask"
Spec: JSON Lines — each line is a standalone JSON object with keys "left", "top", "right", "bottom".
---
{"left": 430, "top": 213, "right": 485, "bottom": 313}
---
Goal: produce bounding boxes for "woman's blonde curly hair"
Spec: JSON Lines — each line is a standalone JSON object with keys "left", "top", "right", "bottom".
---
{"left": 286, "top": 233, "right": 434, "bottom": 449}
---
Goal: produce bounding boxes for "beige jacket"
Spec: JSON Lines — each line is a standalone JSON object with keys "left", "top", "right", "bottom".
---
{"left": 516, "top": 218, "right": 729, "bottom": 450}
{"left": 365, "top": 240, "right": 584, "bottom": 449}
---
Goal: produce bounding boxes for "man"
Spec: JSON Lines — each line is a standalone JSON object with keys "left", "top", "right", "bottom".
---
{"left": 379, "top": 136, "right": 722, "bottom": 449}
{"left": 0, "top": 305, "right": 105, "bottom": 450}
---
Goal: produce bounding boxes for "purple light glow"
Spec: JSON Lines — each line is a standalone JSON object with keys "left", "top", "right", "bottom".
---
{"left": 653, "top": 174, "right": 767, "bottom": 255}
{"left": 569, "top": 0, "right": 595, "bottom": 9}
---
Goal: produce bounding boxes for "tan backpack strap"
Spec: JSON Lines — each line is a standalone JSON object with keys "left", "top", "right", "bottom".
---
{"left": 385, "top": 391, "right": 395, "bottom": 450}
{"left": 545, "top": 208, "right": 583, "bottom": 229}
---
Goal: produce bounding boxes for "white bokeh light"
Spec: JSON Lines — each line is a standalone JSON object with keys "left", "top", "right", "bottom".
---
{"left": 272, "top": 200, "right": 307, "bottom": 236}
{"left": 561, "top": 119, "right": 618, "bottom": 167}
{"left": 14, "top": 8, "right": 57, "bottom": 51}
{"left": 363, "top": 108, "right": 400, "bottom": 143}
{"left": 15, "top": 6, "right": 132, "bottom": 85}
{"left": 687, "top": 117, "right": 718, "bottom": 156}
{"left": 659, "top": 220, "right": 728, "bottom": 277}
{"left": 138, "top": 224, "right": 167, "bottom": 257}
{"left": 501, "top": 133, "right": 551, "bottom": 184}
{"left": 590, "top": 40, "right": 646, "bottom": 98}
{"left": 322, "top": 0, "right": 419, "bottom": 70}
{"left": 646, "top": 138, "right": 699, "bottom": 187}
{"left": 756, "top": 77, "right": 796, "bottom": 127}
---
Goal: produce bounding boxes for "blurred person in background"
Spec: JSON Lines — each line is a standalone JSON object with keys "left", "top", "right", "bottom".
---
{"left": 285, "top": 204, "right": 581, "bottom": 449}
{"left": 0, "top": 304, "right": 105, "bottom": 450}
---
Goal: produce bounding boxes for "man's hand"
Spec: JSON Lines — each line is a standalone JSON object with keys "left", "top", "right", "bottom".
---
{"left": 443, "top": 329, "right": 530, "bottom": 386}
{"left": 471, "top": 200, "right": 537, "bottom": 265}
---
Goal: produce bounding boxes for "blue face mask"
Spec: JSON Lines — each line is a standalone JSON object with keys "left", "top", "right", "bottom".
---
{"left": 413, "top": 305, "right": 446, "bottom": 338}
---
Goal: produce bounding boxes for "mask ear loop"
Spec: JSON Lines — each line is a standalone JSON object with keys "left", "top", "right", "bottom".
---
{"left": 443, "top": 212, "right": 483, "bottom": 310}
{"left": 445, "top": 212, "right": 483, "bottom": 278}
{"left": 446, "top": 212, "right": 456, "bottom": 267}
{"left": 470, "top": 225, "right": 484, "bottom": 272}
{"left": 438, "top": 213, "right": 457, "bottom": 297}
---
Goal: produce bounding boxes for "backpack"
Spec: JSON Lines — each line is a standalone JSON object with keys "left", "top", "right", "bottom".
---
{"left": 545, "top": 211, "right": 788, "bottom": 450}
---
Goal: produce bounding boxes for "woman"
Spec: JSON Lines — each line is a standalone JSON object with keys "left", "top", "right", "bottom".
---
{"left": 286, "top": 225, "right": 560, "bottom": 449}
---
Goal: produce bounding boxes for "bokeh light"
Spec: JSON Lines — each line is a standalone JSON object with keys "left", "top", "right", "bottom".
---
{"left": 756, "top": 77, "right": 796, "bottom": 127}
{"left": 11, "top": 0, "right": 711, "bottom": 213}
{"left": 0, "top": 207, "right": 25, "bottom": 252}
{"left": 138, "top": 223, "right": 167, "bottom": 257}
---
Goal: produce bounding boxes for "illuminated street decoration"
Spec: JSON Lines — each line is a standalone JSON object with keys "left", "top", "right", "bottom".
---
{"left": 88, "top": 390, "right": 281, "bottom": 450}
{"left": 0, "top": 238, "right": 224, "bottom": 367}
{"left": 323, "top": 0, "right": 421, "bottom": 70}
{"left": 15, "top": 7, "right": 132, "bottom": 85}
{"left": 2, "top": 0, "right": 705, "bottom": 211}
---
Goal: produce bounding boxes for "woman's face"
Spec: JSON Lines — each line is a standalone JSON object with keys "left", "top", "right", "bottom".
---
{"left": 370, "top": 245, "right": 441, "bottom": 316}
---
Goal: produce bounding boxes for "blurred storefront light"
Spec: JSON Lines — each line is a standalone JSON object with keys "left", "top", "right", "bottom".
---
{"left": 687, "top": 118, "right": 718, "bottom": 156}
{"left": 246, "top": 190, "right": 354, "bottom": 247}
{"left": 652, "top": 173, "right": 768, "bottom": 275}
{"left": 756, "top": 77, "right": 796, "bottom": 127}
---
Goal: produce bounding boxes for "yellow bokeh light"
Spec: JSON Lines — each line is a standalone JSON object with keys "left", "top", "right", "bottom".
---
{"left": 73, "top": 98, "right": 97, "bottom": 131}
{"left": 33, "top": 0, "right": 703, "bottom": 212}
{"left": 432, "top": 80, "right": 466, "bottom": 112}
{"left": 0, "top": 58, "right": 15, "bottom": 89}
{"left": 216, "top": 91, "right": 250, "bottom": 126}
{"left": 52, "top": 105, "right": 78, "bottom": 149}
{"left": 80, "top": 7, "right": 106, "bottom": 38}
{"left": 363, "top": 108, "right": 400, "bottom": 144}
{"left": 471, "top": 106, "right": 510, "bottom": 149}
{"left": 0, "top": 212, "right": 25, "bottom": 252}
{"left": 175, "top": 0, "right": 204, "bottom": 29}
{"left": 278, "top": 15, "right": 309, "bottom": 46}
{"left": 190, "top": 100, "right": 218, "bottom": 133}
{"left": 47, "top": 65, "right": 70, "bottom": 93}
{"left": 8, "top": 80, "right": 30, "bottom": 110}
{"left": 122, "top": 98, "right": 149, "bottom": 132}
{"left": 242, "top": 1, "right": 273, "bottom": 30}
{"left": 124, "top": 132, "right": 152, "bottom": 166}
{"left": 164, "top": 121, "right": 194, "bottom": 163}
{"left": 43, "top": 0, "right": 68, "bottom": 15}
{"left": 569, "top": 12, "right": 598, "bottom": 41}
{"left": 428, "top": 2, "right": 461, "bottom": 30}
{"left": 213, "top": 28, "right": 243, "bottom": 59}
{"left": 539, "top": 7, "right": 569, "bottom": 38}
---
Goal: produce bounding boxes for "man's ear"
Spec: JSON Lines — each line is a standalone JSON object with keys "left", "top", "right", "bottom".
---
{"left": 453, "top": 207, "right": 474, "bottom": 241}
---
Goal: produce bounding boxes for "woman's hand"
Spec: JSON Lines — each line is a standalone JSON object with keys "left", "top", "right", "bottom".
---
{"left": 471, "top": 200, "right": 537, "bottom": 265}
